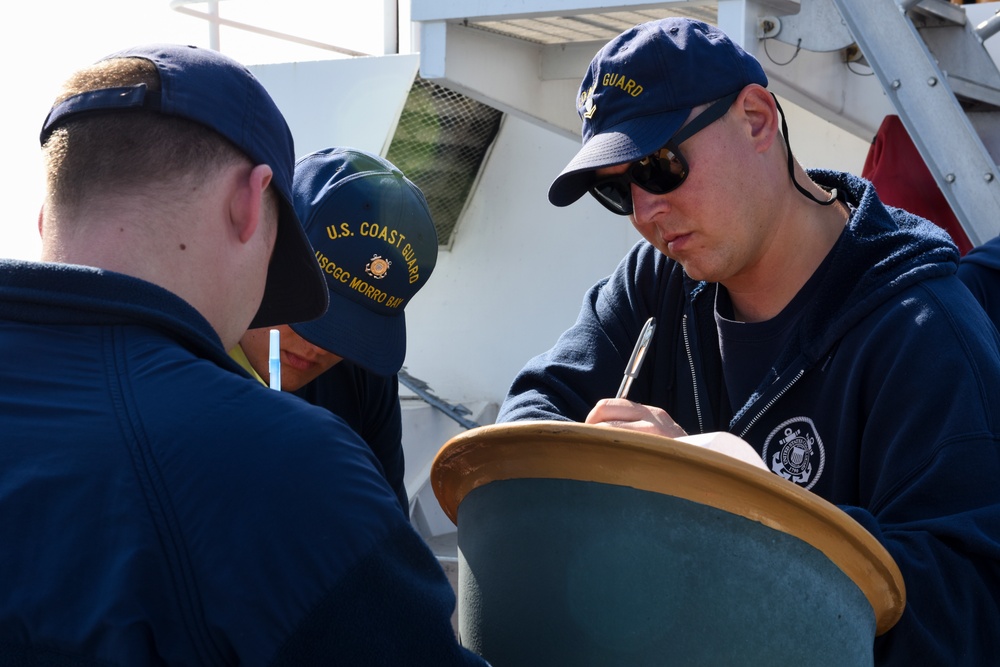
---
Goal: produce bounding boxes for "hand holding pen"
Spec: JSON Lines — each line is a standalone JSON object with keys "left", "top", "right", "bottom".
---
{"left": 586, "top": 315, "right": 684, "bottom": 438}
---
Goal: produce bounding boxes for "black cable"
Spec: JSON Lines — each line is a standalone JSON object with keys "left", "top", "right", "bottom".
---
{"left": 762, "top": 36, "right": 802, "bottom": 66}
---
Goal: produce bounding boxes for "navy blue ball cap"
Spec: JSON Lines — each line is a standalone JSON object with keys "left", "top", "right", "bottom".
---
{"left": 548, "top": 18, "right": 768, "bottom": 207}
{"left": 289, "top": 147, "right": 439, "bottom": 377}
{"left": 40, "top": 43, "right": 329, "bottom": 330}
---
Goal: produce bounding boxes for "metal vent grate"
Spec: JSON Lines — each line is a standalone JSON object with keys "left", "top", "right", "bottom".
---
{"left": 386, "top": 77, "right": 503, "bottom": 247}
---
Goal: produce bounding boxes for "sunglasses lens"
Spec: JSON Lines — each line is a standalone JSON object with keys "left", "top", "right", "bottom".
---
{"left": 587, "top": 147, "right": 689, "bottom": 216}
{"left": 584, "top": 93, "right": 736, "bottom": 217}
{"left": 590, "top": 178, "right": 633, "bottom": 216}
{"left": 632, "top": 149, "right": 687, "bottom": 194}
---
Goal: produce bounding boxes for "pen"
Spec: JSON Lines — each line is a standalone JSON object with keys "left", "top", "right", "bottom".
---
{"left": 269, "top": 328, "right": 281, "bottom": 391}
{"left": 616, "top": 317, "right": 656, "bottom": 399}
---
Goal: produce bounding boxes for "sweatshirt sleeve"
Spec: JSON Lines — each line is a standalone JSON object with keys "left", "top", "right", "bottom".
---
{"left": 840, "top": 454, "right": 1000, "bottom": 667}
{"left": 835, "top": 284, "right": 1000, "bottom": 666}
{"left": 496, "top": 279, "right": 629, "bottom": 424}
{"left": 497, "top": 243, "right": 670, "bottom": 424}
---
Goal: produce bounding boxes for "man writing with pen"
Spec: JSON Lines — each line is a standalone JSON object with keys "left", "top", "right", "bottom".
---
{"left": 495, "top": 17, "right": 1000, "bottom": 664}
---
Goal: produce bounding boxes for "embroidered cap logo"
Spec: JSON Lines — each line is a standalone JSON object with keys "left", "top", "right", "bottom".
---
{"left": 366, "top": 254, "right": 391, "bottom": 280}
{"left": 581, "top": 82, "right": 598, "bottom": 119}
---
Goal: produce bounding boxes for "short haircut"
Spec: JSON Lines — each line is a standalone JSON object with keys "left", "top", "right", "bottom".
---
{"left": 43, "top": 57, "right": 252, "bottom": 211}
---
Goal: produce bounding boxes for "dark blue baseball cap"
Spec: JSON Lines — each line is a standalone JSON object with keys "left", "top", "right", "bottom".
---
{"left": 548, "top": 18, "right": 768, "bottom": 207}
{"left": 289, "top": 148, "right": 438, "bottom": 377}
{"left": 40, "top": 43, "right": 329, "bottom": 330}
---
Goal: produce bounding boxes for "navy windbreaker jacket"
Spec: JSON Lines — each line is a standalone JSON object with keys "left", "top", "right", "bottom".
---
{"left": 497, "top": 170, "right": 1000, "bottom": 665}
{"left": 0, "top": 260, "right": 486, "bottom": 666}
{"left": 294, "top": 361, "right": 408, "bottom": 514}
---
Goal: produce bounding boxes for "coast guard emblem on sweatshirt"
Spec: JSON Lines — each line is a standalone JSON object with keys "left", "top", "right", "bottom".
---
{"left": 762, "top": 417, "right": 826, "bottom": 490}
{"left": 366, "top": 254, "right": 390, "bottom": 279}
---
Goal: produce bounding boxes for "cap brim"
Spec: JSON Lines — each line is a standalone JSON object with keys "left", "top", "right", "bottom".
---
{"left": 548, "top": 109, "right": 691, "bottom": 207}
{"left": 249, "top": 199, "right": 329, "bottom": 329}
{"left": 290, "top": 290, "right": 406, "bottom": 377}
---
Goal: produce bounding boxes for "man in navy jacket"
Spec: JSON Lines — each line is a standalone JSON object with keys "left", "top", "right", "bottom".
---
{"left": 498, "top": 18, "right": 1000, "bottom": 665}
{"left": 0, "top": 44, "right": 485, "bottom": 665}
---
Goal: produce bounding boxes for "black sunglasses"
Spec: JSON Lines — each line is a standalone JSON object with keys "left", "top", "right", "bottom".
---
{"left": 589, "top": 91, "right": 740, "bottom": 216}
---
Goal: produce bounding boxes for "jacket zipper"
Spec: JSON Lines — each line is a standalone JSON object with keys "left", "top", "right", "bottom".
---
{"left": 737, "top": 369, "right": 805, "bottom": 439}
{"left": 681, "top": 314, "right": 705, "bottom": 432}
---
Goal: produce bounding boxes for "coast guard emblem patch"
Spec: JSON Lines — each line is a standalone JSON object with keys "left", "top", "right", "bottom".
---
{"left": 762, "top": 417, "right": 825, "bottom": 490}
{"left": 366, "top": 254, "right": 391, "bottom": 279}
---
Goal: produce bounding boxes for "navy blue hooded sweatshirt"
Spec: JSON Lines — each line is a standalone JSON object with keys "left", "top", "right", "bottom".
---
{"left": 497, "top": 170, "right": 1000, "bottom": 665}
{"left": 0, "top": 260, "right": 486, "bottom": 666}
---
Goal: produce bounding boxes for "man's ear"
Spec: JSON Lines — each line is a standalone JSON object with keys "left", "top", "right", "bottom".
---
{"left": 736, "top": 84, "right": 780, "bottom": 153}
{"left": 231, "top": 164, "right": 274, "bottom": 244}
